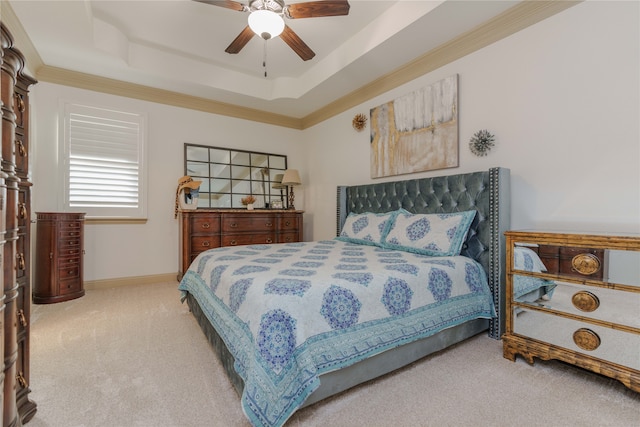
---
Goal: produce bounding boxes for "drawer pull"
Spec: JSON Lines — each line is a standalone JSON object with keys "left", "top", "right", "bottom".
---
{"left": 284, "top": 237, "right": 292, "bottom": 242}
{"left": 16, "top": 372, "right": 27, "bottom": 389}
{"left": 16, "top": 139, "right": 26, "bottom": 157}
{"left": 17, "top": 309, "right": 27, "bottom": 327}
{"left": 16, "top": 252, "right": 25, "bottom": 270}
{"left": 230, "top": 223, "right": 238, "bottom": 228}
{"left": 68, "top": 270, "right": 76, "bottom": 276}
{"left": 572, "top": 291, "right": 600, "bottom": 312}
{"left": 265, "top": 238, "right": 273, "bottom": 244}
{"left": 285, "top": 221, "right": 291, "bottom": 227}
{"left": 201, "top": 223, "right": 210, "bottom": 229}
{"left": 201, "top": 241, "right": 210, "bottom": 247}
{"left": 230, "top": 240, "right": 238, "bottom": 246}
{"left": 573, "top": 328, "right": 600, "bottom": 351}
{"left": 571, "top": 253, "right": 601, "bottom": 276}
{"left": 265, "top": 222, "right": 273, "bottom": 227}
{"left": 18, "top": 203, "right": 27, "bottom": 219}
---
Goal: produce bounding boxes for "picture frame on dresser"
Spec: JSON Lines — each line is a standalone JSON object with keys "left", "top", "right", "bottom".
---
{"left": 502, "top": 230, "right": 640, "bottom": 393}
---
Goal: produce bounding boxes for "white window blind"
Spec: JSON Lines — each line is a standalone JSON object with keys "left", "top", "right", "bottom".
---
{"left": 62, "top": 103, "right": 146, "bottom": 219}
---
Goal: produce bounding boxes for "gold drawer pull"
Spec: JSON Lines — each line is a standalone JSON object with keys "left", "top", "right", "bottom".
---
{"left": 18, "top": 203, "right": 27, "bottom": 219}
{"left": 15, "top": 93, "right": 25, "bottom": 113}
{"left": 201, "top": 223, "right": 210, "bottom": 229}
{"left": 284, "top": 237, "right": 292, "bottom": 242}
{"left": 16, "top": 140, "right": 26, "bottom": 157}
{"left": 571, "top": 253, "right": 601, "bottom": 275}
{"left": 16, "top": 372, "right": 27, "bottom": 389}
{"left": 16, "top": 253, "right": 25, "bottom": 271}
{"left": 17, "top": 309, "right": 27, "bottom": 327}
{"left": 573, "top": 328, "right": 600, "bottom": 351}
{"left": 285, "top": 221, "right": 291, "bottom": 226}
{"left": 265, "top": 222, "right": 273, "bottom": 227}
{"left": 201, "top": 241, "right": 210, "bottom": 247}
{"left": 265, "top": 238, "right": 273, "bottom": 244}
{"left": 230, "top": 240, "right": 238, "bottom": 246}
{"left": 230, "top": 223, "right": 238, "bottom": 228}
{"left": 572, "top": 291, "right": 600, "bottom": 312}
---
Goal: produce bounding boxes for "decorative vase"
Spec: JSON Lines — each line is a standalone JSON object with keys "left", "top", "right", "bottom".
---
{"left": 247, "top": 204, "right": 254, "bottom": 211}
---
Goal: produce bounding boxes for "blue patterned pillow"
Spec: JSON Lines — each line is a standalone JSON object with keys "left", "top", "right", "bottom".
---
{"left": 336, "top": 211, "right": 397, "bottom": 246}
{"left": 382, "top": 210, "right": 476, "bottom": 256}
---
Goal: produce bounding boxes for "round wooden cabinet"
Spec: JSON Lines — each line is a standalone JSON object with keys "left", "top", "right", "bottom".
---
{"left": 34, "top": 212, "right": 86, "bottom": 304}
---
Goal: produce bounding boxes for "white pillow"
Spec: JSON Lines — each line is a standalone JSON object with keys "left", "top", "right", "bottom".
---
{"left": 514, "top": 246, "right": 548, "bottom": 272}
{"left": 382, "top": 209, "right": 476, "bottom": 256}
{"left": 336, "top": 211, "right": 397, "bottom": 246}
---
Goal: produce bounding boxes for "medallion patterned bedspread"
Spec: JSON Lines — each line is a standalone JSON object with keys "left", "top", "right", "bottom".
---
{"left": 178, "top": 239, "right": 496, "bottom": 427}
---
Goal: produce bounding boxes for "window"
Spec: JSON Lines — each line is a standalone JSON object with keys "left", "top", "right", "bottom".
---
{"left": 184, "top": 143, "right": 287, "bottom": 209}
{"left": 61, "top": 103, "right": 147, "bottom": 219}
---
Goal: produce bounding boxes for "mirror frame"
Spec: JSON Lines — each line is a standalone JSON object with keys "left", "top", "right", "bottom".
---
{"left": 184, "top": 143, "right": 288, "bottom": 209}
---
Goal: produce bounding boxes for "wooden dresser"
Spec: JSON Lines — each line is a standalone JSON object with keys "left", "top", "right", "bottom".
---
{"left": 34, "top": 213, "right": 85, "bottom": 304}
{"left": 1, "top": 22, "right": 38, "bottom": 425}
{"left": 503, "top": 230, "right": 640, "bottom": 393}
{"left": 178, "top": 210, "right": 303, "bottom": 279}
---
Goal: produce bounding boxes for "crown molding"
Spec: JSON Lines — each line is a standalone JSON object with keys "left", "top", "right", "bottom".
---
{"left": 3, "top": 0, "right": 580, "bottom": 131}
{"left": 36, "top": 66, "right": 304, "bottom": 129}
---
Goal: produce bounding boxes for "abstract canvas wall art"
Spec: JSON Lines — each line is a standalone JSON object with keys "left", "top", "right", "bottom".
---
{"left": 370, "top": 75, "right": 458, "bottom": 178}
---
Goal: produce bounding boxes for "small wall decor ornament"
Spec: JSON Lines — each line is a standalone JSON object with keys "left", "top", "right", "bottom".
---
{"left": 352, "top": 113, "right": 367, "bottom": 131}
{"left": 469, "top": 129, "right": 495, "bottom": 156}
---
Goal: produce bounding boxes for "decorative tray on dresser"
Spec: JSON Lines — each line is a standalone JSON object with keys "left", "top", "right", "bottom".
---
{"left": 502, "top": 230, "right": 640, "bottom": 393}
{"left": 178, "top": 209, "right": 304, "bottom": 280}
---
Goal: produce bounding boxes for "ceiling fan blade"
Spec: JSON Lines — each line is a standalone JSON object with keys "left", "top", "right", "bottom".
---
{"left": 193, "top": 0, "right": 247, "bottom": 12}
{"left": 225, "top": 26, "right": 255, "bottom": 54}
{"left": 280, "top": 25, "right": 315, "bottom": 61}
{"left": 285, "top": 1, "right": 350, "bottom": 19}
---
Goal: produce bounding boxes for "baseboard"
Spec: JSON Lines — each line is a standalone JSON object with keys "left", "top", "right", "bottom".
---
{"left": 84, "top": 273, "right": 179, "bottom": 290}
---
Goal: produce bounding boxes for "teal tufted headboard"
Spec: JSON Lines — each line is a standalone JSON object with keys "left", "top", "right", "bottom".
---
{"left": 336, "top": 167, "right": 510, "bottom": 339}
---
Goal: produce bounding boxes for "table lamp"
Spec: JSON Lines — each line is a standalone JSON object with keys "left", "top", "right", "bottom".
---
{"left": 281, "top": 169, "right": 301, "bottom": 210}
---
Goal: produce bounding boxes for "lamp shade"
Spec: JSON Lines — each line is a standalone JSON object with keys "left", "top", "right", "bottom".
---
{"left": 281, "top": 169, "right": 301, "bottom": 186}
{"left": 248, "top": 10, "right": 285, "bottom": 40}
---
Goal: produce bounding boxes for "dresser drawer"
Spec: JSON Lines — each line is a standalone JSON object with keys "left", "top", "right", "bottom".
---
{"left": 59, "top": 219, "right": 83, "bottom": 230}
{"left": 191, "top": 215, "right": 220, "bottom": 234}
{"left": 58, "top": 278, "right": 83, "bottom": 296}
{"left": 58, "top": 261, "right": 80, "bottom": 279}
{"left": 526, "top": 280, "right": 640, "bottom": 328}
{"left": 222, "top": 215, "right": 276, "bottom": 232}
{"left": 278, "top": 215, "right": 300, "bottom": 231}
{"left": 58, "top": 235, "right": 81, "bottom": 249}
{"left": 278, "top": 232, "right": 299, "bottom": 244}
{"left": 222, "top": 233, "right": 276, "bottom": 246}
{"left": 513, "top": 308, "right": 640, "bottom": 370}
{"left": 537, "top": 245, "right": 604, "bottom": 280}
{"left": 191, "top": 235, "right": 221, "bottom": 252}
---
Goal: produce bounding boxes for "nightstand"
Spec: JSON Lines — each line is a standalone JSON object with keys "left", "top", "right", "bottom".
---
{"left": 502, "top": 230, "right": 640, "bottom": 393}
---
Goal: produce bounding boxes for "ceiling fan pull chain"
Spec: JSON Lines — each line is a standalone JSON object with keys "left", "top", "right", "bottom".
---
{"left": 263, "top": 39, "right": 268, "bottom": 78}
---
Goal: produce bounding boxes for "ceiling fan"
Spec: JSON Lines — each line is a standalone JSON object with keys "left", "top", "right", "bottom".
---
{"left": 195, "top": 0, "right": 350, "bottom": 61}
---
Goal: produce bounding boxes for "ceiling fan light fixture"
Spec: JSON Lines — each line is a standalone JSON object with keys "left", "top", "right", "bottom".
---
{"left": 248, "top": 10, "right": 284, "bottom": 40}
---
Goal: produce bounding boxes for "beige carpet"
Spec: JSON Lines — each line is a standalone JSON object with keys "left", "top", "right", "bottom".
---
{"left": 26, "top": 281, "right": 639, "bottom": 427}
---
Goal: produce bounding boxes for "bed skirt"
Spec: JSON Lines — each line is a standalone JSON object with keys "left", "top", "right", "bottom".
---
{"left": 185, "top": 292, "right": 488, "bottom": 408}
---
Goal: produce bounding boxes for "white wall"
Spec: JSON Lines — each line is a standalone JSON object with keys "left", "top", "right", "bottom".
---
{"left": 305, "top": 0, "right": 640, "bottom": 240}
{"left": 30, "top": 1, "right": 639, "bottom": 282}
{"left": 30, "top": 86, "right": 307, "bottom": 281}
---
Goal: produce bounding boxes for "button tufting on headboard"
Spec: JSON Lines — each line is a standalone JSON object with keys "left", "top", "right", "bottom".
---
{"left": 337, "top": 168, "right": 510, "bottom": 339}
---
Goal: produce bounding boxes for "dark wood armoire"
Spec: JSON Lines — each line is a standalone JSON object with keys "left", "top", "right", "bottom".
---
{"left": 1, "top": 22, "right": 37, "bottom": 426}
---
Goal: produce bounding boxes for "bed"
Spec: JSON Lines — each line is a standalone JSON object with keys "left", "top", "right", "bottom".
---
{"left": 178, "top": 167, "right": 510, "bottom": 427}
